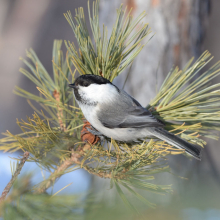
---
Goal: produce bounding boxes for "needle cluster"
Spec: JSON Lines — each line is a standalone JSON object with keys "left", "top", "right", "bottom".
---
{"left": 0, "top": 0, "right": 220, "bottom": 215}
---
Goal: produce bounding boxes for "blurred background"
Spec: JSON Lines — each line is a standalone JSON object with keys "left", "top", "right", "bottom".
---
{"left": 0, "top": 0, "right": 220, "bottom": 219}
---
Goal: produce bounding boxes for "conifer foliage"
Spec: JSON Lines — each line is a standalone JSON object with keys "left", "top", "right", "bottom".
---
{"left": 1, "top": 0, "right": 220, "bottom": 217}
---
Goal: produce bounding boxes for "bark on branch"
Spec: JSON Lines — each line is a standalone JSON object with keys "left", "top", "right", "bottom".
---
{"left": 0, "top": 151, "right": 29, "bottom": 204}
{"left": 35, "top": 142, "right": 126, "bottom": 194}
{"left": 53, "top": 90, "right": 66, "bottom": 131}
{"left": 35, "top": 147, "right": 85, "bottom": 194}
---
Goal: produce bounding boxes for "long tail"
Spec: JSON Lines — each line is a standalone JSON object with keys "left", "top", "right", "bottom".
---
{"left": 152, "top": 128, "right": 202, "bottom": 160}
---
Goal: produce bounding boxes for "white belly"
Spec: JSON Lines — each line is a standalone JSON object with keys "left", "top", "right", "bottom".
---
{"left": 79, "top": 103, "right": 152, "bottom": 142}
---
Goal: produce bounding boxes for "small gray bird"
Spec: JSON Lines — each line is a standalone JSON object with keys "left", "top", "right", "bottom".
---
{"left": 69, "top": 74, "right": 201, "bottom": 160}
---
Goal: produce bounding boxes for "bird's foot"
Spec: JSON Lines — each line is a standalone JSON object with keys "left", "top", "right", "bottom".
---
{"left": 81, "top": 121, "right": 105, "bottom": 144}
{"left": 86, "top": 127, "right": 102, "bottom": 136}
{"left": 86, "top": 127, "right": 105, "bottom": 142}
{"left": 81, "top": 121, "right": 101, "bottom": 144}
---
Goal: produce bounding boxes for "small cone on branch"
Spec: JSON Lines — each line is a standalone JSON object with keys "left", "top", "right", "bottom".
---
{"left": 81, "top": 121, "right": 100, "bottom": 144}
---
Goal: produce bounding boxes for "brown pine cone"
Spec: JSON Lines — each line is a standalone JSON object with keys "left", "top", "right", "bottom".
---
{"left": 81, "top": 121, "right": 100, "bottom": 144}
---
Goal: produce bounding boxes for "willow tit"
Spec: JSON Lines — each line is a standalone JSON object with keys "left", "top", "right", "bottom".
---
{"left": 69, "top": 74, "right": 201, "bottom": 160}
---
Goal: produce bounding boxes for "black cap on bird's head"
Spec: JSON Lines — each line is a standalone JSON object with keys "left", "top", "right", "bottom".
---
{"left": 69, "top": 74, "right": 111, "bottom": 89}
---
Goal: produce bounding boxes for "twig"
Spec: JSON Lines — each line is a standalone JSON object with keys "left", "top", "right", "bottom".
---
{"left": 36, "top": 138, "right": 145, "bottom": 194}
{"left": 83, "top": 165, "right": 127, "bottom": 179}
{"left": 35, "top": 146, "right": 87, "bottom": 194}
{"left": 0, "top": 151, "right": 29, "bottom": 203}
{"left": 99, "top": 69, "right": 104, "bottom": 77}
{"left": 53, "top": 90, "right": 66, "bottom": 131}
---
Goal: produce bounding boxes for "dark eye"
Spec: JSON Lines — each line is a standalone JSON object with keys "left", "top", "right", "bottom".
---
{"left": 84, "top": 82, "right": 89, "bottom": 87}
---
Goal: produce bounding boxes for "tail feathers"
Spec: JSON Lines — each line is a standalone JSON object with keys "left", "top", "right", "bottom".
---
{"left": 153, "top": 128, "right": 202, "bottom": 160}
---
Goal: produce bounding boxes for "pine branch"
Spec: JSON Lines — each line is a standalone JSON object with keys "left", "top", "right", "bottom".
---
{"left": 1, "top": 0, "right": 220, "bottom": 212}
{"left": 35, "top": 145, "right": 90, "bottom": 194}
{"left": 64, "top": 0, "right": 150, "bottom": 79}
{"left": 0, "top": 175, "right": 82, "bottom": 219}
{"left": 53, "top": 90, "right": 67, "bottom": 131}
{"left": 0, "top": 151, "right": 29, "bottom": 203}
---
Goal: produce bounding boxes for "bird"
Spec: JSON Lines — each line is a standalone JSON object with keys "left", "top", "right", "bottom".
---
{"left": 69, "top": 74, "right": 202, "bottom": 160}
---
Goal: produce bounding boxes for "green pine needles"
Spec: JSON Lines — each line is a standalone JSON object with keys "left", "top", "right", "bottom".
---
{"left": 64, "top": 0, "right": 150, "bottom": 80}
{"left": 1, "top": 0, "right": 220, "bottom": 215}
{"left": 150, "top": 51, "right": 220, "bottom": 145}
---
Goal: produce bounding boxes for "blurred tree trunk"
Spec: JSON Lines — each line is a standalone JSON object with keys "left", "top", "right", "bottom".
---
{"left": 99, "top": 0, "right": 212, "bottom": 206}
{"left": 100, "top": 0, "right": 210, "bottom": 104}
{"left": 0, "top": 0, "right": 51, "bottom": 136}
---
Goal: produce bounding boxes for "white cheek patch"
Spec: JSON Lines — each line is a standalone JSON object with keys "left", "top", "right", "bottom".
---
{"left": 79, "top": 83, "right": 118, "bottom": 103}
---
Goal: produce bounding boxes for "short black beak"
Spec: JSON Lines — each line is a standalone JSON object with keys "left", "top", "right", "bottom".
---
{"left": 69, "top": 83, "right": 77, "bottom": 89}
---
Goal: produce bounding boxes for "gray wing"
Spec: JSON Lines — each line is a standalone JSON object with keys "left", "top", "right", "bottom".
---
{"left": 97, "top": 90, "right": 164, "bottom": 129}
